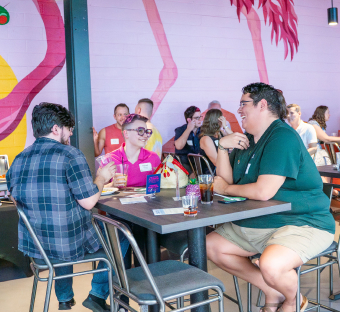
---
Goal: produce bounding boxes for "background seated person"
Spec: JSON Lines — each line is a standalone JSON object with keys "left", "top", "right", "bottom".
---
{"left": 92, "top": 103, "right": 129, "bottom": 156}
{"left": 207, "top": 100, "right": 233, "bottom": 135}
{"left": 106, "top": 114, "right": 161, "bottom": 187}
{"left": 199, "top": 109, "right": 224, "bottom": 174}
{"left": 175, "top": 106, "right": 203, "bottom": 177}
{"left": 308, "top": 105, "right": 340, "bottom": 198}
{"left": 286, "top": 103, "right": 317, "bottom": 156}
{"left": 207, "top": 83, "right": 335, "bottom": 312}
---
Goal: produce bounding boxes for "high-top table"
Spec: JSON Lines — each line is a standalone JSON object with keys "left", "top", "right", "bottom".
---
{"left": 317, "top": 165, "right": 340, "bottom": 188}
{"left": 96, "top": 189, "right": 291, "bottom": 312}
{"left": 318, "top": 165, "right": 340, "bottom": 179}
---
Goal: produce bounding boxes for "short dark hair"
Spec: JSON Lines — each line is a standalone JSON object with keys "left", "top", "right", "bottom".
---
{"left": 184, "top": 106, "right": 200, "bottom": 123}
{"left": 138, "top": 98, "right": 153, "bottom": 107}
{"left": 122, "top": 114, "right": 148, "bottom": 131}
{"left": 32, "top": 102, "right": 75, "bottom": 138}
{"left": 242, "top": 82, "right": 287, "bottom": 120}
{"left": 114, "top": 103, "right": 129, "bottom": 115}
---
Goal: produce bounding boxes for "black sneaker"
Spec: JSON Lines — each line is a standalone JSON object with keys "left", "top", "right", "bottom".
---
{"left": 59, "top": 298, "right": 76, "bottom": 310}
{"left": 82, "top": 294, "right": 110, "bottom": 312}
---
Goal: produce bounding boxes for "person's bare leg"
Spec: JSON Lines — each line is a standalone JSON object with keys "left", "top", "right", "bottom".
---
{"left": 207, "top": 232, "right": 285, "bottom": 309}
{"left": 259, "top": 245, "right": 304, "bottom": 312}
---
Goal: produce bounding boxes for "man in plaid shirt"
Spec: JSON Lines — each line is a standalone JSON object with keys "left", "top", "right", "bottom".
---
{"left": 6, "top": 103, "right": 126, "bottom": 312}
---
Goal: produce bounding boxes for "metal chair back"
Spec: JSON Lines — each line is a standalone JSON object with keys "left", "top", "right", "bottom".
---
{"left": 324, "top": 143, "right": 340, "bottom": 164}
{"left": 92, "top": 214, "right": 165, "bottom": 310}
{"left": 17, "top": 206, "right": 114, "bottom": 312}
{"left": 187, "top": 153, "right": 214, "bottom": 176}
{"left": 17, "top": 206, "right": 54, "bottom": 271}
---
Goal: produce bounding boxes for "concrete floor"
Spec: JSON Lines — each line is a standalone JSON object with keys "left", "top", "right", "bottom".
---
{"left": 1, "top": 220, "right": 340, "bottom": 312}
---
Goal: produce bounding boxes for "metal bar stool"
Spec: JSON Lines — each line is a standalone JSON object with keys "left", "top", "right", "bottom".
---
{"left": 17, "top": 206, "right": 114, "bottom": 312}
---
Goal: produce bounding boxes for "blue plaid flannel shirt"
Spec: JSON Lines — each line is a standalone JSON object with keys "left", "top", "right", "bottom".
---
{"left": 6, "top": 137, "right": 101, "bottom": 261}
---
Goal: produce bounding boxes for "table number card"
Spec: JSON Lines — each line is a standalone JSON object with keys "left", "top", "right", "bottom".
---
{"left": 146, "top": 174, "right": 161, "bottom": 194}
{"left": 119, "top": 197, "right": 147, "bottom": 204}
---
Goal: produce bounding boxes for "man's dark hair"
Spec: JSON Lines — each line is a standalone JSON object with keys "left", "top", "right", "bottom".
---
{"left": 138, "top": 98, "right": 153, "bottom": 107}
{"left": 32, "top": 102, "right": 75, "bottom": 138}
{"left": 114, "top": 103, "right": 129, "bottom": 115}
{"left": 184, "top": 106, "right": 200, "bottom": 123}
{"left": 122, "top": 114, "right": 148, "bottom": 131}
{"left": 242, "top": 83, "right": 287, "bottom": 120}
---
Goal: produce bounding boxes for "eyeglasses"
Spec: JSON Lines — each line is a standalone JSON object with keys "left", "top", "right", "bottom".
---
{"left": 126, "top": 127, "right": 153, "bottom": 137}
{"left": 192, "top": 116, "right": 203, "bottom": 120}
{"left": 65, "top": 126, "right": 74, "bottom": 132}
{"left": 239, "top": 100, "right": 253, "bottom": 107}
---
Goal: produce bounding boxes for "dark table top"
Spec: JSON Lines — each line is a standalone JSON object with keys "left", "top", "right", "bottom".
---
{"left": 318, "top": 165, "right": 340, "bottom": 179}
{"left": 96, "top": 189, "right": 291, "bottom": 234}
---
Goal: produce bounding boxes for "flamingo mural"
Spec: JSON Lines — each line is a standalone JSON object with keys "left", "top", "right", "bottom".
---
{"left": 232, "top": 0, "right": 299, "bottom": 84}
{"left": 0, "top": 0, "right": 299, "bottom": 156}
{"left": 0, "top": 0, "right": 65, "bottom": 142}
{"left": 142, "top": 0, "right": 178, "bottom": 118}
{"left": 143, "top": 0, "right": 298, "bottom": 117}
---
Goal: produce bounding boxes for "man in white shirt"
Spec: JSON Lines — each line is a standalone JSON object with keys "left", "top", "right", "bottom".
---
{"left": 287, "top": 104, "right": 317, "bottom": 156}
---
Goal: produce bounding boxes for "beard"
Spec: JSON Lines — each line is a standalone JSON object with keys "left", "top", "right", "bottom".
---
{"left": 60, "top": 128, "right": 70, "bottom": 145}
{"left": 61, "top": 136, "right": 70, "bottom": 145}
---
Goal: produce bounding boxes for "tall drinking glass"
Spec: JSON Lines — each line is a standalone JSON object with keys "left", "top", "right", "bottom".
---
{"left": 198, "top": 174, "right": 214, "bottom": 204}
{"left": 96, "top": 154, "right": 115, "bottom": 168}
{"left": 115, "top": 164, "right": 129, "bottom": 188}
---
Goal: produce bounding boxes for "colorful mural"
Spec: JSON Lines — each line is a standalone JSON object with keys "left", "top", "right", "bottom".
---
{"left": 233, "top": 0, "right": 299, "bottom": 83}
{"left": 142, "top": 0, "right": 178, "bottom": 117}
{"left": 0, "top": 56, "right": 26, "bottom": 164}
{"left": 1, "top": 0, "right": 339, "bottom": 162}
{"left": 0, "top": 5, "right": 10, "bottom": 25}
{"left": 0, "top": 0, "right": 65, "bottom": 144}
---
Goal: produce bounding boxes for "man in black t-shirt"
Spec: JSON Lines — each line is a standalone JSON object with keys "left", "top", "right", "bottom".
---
{"left": 174, "top": 106, "right": 203, "bottom": 176}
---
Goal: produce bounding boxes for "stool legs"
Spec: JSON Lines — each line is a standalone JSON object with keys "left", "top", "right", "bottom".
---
{"left": 317, "top": 257, "right": 321, "bottom": 312}
{"left": 247, "top": 283, "right": 252, "bottom": 312}
{"left": 43, "top": 269, "right": 54, "bottom": 312}
{"left": 256, "top": 289, "right": 262, "bottom": 307}
{"left": 29, "top": 274, "right": 38, "bottom": 312}
{"left": 233, "top": 276, "right": 244, "bottom": 312}
{"left": 296, "top": 266, "right": 301, "bottom": 312}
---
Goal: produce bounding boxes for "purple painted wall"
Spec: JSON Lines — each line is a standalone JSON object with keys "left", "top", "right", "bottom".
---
{"left": 0, "top": 0, "right": 339, "bottom": 151}
{"left": 89, "top": 0, "right": 340, "bottom": 145}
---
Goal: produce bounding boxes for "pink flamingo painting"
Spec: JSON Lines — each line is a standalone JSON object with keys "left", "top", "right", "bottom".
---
{"left": 143, "top": 0, "right": 298, "bottom": 117}
{"left": 0, "top": 0, "right": 299, "bottom": 141}
{"left": 230, "top": 0, "right": 299, "bottom": 84}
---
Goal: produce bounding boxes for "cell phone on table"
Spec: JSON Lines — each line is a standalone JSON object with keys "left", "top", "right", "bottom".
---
{"left": 218, "top": 196, "right": 248, "bottom": 204}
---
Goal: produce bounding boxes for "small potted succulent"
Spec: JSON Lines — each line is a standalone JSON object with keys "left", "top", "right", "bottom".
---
{"left": 186, "top": 178, "right": 201, "bottom": 200}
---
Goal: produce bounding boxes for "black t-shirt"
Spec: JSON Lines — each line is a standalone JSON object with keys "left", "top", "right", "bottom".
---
{"left": 174, "top": 124, "right": 201, "bottom": 156}
{"left": 199, "top": 135, "right": 218, "bottom": 174}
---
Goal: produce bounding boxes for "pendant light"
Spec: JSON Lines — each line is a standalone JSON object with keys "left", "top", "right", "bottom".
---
{"left": 328, "top": 0, "right": 338, "bottom": 25}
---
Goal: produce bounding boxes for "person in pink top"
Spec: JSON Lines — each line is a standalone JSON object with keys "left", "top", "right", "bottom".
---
{"left": 107, "top": 114, "right": 161, "bottom": 187}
